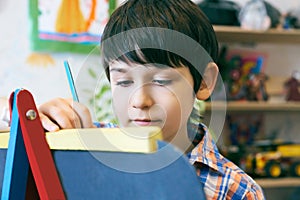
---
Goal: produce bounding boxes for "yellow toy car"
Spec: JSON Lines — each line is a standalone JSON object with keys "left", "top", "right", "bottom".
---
{"left": 244, "top": 140, "right": 300, "bottom": 178}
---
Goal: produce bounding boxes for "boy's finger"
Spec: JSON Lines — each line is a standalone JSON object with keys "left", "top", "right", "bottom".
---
{"left": 71, "top": 101, "right": 94, "bottom": 128}
{"left": 48, "top": 106, "right": 81, "bottom": 129}
{"left": 38, "top": 98, "right": 81, "bottom": 129}
{"left": 39, "top": 113, "right": 60, "bottom": 132}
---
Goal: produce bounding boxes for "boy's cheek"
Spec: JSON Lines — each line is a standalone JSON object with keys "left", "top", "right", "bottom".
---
{"left": 112, "top": 102, "right": 128, "bottom": 124}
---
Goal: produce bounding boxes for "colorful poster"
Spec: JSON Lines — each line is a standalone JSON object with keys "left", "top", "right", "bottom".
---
{"left": 30, "top": 0, "right": 115, "bottom": 53}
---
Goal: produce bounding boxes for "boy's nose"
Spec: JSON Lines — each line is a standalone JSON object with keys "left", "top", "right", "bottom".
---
{"left": 130, "top": 86, "right": 154, "bottom": 109}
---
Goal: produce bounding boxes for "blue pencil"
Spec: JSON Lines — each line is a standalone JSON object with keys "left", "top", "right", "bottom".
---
{"left": 64, "top": 61, "right": 79, "bottom": 102}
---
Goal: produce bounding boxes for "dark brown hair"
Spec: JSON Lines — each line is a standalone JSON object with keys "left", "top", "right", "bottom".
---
{"left": 101, "top": 0, "right": 219, "bottom": 92}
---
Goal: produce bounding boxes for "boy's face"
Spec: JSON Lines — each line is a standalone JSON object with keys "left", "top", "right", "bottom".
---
{"left": 109, "top": 61, "right": 195, "bottom": 142}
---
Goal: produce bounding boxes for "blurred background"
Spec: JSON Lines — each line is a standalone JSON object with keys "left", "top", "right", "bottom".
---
{"left": 1, "top": 1, "right": 300, "bottom": 198}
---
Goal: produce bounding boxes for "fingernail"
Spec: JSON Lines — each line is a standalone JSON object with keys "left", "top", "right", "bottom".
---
{"left": 50, "top": 125, "right": 59, "bottom": 132}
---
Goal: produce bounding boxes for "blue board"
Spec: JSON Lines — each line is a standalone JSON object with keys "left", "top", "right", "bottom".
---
{"left": 0, "top": 142, "right": 206, "bottom": 199}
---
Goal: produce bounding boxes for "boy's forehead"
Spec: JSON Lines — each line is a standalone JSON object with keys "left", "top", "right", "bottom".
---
{"left": 109, "top": 61, "right": 193, "bottom": 79}
{"left": 109, "top": 61, "right": 142, "bottom": 72}
{"left": 109, "top": 61, "right": 190, "bottom": 77}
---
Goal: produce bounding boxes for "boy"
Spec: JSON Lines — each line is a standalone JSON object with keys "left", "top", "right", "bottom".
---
{"left": 38, "top": 0, "right": 265, "bottom": 199}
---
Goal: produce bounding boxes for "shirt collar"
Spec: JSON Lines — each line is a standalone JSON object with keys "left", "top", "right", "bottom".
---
{"left": 188, "top": 123, "right": 225, "bottom": 175}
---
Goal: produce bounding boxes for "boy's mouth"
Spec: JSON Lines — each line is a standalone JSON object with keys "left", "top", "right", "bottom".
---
{"left": 131, "top": 119, "right": 161, "bottom": 126}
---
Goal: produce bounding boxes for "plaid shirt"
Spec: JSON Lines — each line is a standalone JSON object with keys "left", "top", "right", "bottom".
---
{"left": 93, "top": 122, "right": 118, "bottom": 128}
{"left": 188, "top": 124, "right": 266, "bottom": 200}
{"left": 95, "top": 122, "right": 265, "bottom": 199}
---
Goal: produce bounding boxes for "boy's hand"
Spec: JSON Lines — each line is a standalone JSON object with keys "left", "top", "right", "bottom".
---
{"left": 38, "top": 98, "right": 95, "bottom": 132}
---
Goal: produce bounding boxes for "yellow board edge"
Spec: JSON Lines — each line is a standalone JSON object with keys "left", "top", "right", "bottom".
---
{"left": 0, "top": 126, "right": 163, "bottom": 154}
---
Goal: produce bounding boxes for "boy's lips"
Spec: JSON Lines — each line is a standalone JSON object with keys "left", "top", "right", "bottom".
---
{"left": 131, "top": 119, "right": 161, "bottom": 126}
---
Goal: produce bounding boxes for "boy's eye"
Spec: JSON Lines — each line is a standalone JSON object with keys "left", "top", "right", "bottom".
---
{"left": 116, "top": 80, "right": 133, "bottom": 87}
{"left": 152, "top": 80, "right": 172, "bottom": 86}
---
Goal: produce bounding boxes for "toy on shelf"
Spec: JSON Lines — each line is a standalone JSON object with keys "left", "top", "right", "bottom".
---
{"left": 244, "top": 140, "right": 300, "bottom": 178}
{"left": 227, "top": 114, "right": 263, "bottom": 146}
{"left": 239, "top": 0, "right": 271, "bottom": 31}
{"left": 218, "top": 46, "right": 269, "bottom": 101}
{"left": 219, "top": 113, "right": 264, "bottom": 168}
{"left": 246, "top": 71, "right": 269, "bottom": 101}
{"left": 284, "top": 70, "right": 300, "bottom": 101}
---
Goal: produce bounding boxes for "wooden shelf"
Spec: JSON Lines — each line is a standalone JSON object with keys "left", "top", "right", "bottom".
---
{"left": 213, "top": 25, "right": 300, "bottom": 44}
{"left": 205, "top": 101, "right": 300, "bottom": 112}
{"left": 256, "top": 178, "right": 300, "bottom": 188}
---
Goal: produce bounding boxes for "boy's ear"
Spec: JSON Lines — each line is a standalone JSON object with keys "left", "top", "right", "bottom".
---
{"left": 196, "top": 62, "right": 219, "bottom": 100}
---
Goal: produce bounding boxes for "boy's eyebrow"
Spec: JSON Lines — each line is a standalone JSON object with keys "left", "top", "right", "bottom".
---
{"left": 109, "top": 68, "right": 127, "bottom": 73}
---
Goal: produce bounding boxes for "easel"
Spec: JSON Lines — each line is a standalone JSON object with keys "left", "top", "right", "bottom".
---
{"left": 0, "top": 89, "right": 206, "bottom": 200}
{"left": 1, "top": 89, "right": 65, "bottom": 199}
